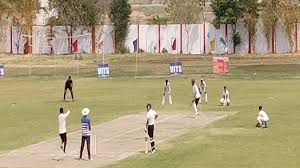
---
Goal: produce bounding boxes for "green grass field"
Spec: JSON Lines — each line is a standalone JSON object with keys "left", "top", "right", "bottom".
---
{"left": 0, "top": 54, "right": 299, "bottom": 168}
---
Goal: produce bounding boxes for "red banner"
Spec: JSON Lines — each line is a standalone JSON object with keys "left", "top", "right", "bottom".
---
{"left": 213, "top": 57, "right": 229, "bottom": 74}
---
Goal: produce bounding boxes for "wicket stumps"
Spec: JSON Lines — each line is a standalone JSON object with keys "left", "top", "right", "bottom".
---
{"left": 91, "top": 134, "right": 97, "bottom": 156}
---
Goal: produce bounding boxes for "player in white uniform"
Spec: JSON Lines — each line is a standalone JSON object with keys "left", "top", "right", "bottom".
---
{"left": 256, "top": 106, "right": 269, "bottom": 128}
{"left": 58, "top": 107, "right": 70, "bottom": 153}
{"left": 162, "top": 80, "right": 172, "bottom": 105}
{"left": 145, "top": 104, "right": 158, "bottom": 154}
{"left": 191, "top": 79, "right": 201, "bottom": 117}
{"left": 199, "top": 79, "right": 208, "bottom": 104}
{"left": 220, "top": 86, "right": 230, "bottom": 106}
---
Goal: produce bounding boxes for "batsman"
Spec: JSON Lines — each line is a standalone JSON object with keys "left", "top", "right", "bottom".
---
{"left": 145, "top": 104, "right": 158, "bottom": 154}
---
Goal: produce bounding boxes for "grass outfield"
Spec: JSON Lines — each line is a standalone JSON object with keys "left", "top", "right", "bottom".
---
{"left": 104, "top": 79, "right": 300, "bottom": 168}
{"left": 0, "top": 54, "right": 299, "bottom": 167}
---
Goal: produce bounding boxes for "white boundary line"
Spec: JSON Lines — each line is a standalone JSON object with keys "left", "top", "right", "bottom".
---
{"left": 53, "top": 115, "right": 180, "bottom": 159}
{"left": 117, "top": 112, "right": 237, "bottom": 161}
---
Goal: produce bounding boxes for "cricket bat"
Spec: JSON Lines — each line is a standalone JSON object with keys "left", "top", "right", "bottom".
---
{"left": 144, "top": 128, "right": 148, "bottom": 154}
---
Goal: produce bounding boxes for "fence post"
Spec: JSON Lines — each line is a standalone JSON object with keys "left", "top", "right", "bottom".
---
{"left": 295, "top": 23, "right": 298, "bottom": 53}
{"left": 180, "top": 23, "right": 183, "bottom": 54}
{"left": 248, "top": 31, "right": 251, "bottom": 54}
{"left": 203, "top": 22, "right": 206, "bottom": 54}
{"left": 70, "top": 26, "right": 73, "bottom": 54}
{"left": 92, "top": 25, "right": 96, "bottom": 54}
{"left": 50, "top": 26, "right": 53, "bottom": 54}
{"left": 158, "top": 24, "right": 161, "bottom": 53}
{"left": 10, "top": 26, "right": 13, "bottom": 54}
{"left": 271, "top": 26, "right": 275, "bottom": 54}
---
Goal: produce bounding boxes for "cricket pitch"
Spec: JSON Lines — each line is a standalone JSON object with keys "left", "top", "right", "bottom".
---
{"left": 0, "top": 112, "right": 234, "bottom": 168}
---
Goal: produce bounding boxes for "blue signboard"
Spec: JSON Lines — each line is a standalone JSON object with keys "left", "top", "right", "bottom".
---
{"left": 98, "top": 64, "right": 110, "bottom": 78}
{"left": 0, "top": 64, "right": 4, "bottom": 77}
{"left": 169, "top": 61, "right": 182, "bottom": 76}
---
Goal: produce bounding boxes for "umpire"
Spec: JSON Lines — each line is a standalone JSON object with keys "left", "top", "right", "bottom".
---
{"left": 79, "top": 108, "right": 92, "bottom": 160}
{"left": 64, "top": 76, "right": 74, "bottom": 102}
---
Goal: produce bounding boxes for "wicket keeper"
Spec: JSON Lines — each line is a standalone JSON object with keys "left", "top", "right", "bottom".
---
{"left": 220, "top": 86, "right": 230, "bottom": 106}
{"left": 256, "top": 106, "right": 269, "bottom": 128}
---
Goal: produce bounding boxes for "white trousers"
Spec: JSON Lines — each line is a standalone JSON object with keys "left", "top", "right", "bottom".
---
{"left": 162, "top": 94, "right": 172, "bottom": 105}
{"left": 200, "top": 93, "right": 208, "bottom": 103}
{"left": 220, "top": 98, "right": 230, "bottom": 106}
{"left": 257, "top": 116, "right": 269, "bottom": 125}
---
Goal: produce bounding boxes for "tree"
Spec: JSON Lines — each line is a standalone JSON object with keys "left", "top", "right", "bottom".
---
{"left": 260, "top": 0, "right": 280, "bottom": 53}
{"left": 165, "top": 0, "right": 203, "bottom": 54}
{"left": 241, "top": 0, "right": 260, "bottom": 53}
{"left": 211, "top": 0, "right": 244, "bottom": 53}
{"left": 279, "top": 0, "right": 298, "bottom": 52}
{"left": 48, "top": 0, "right": 101, "bottom": 54}
{"left": 48, "top": 0, "right": 101, "bottom": 30}
{"left": 0, "top": 0, "right": 12, "bottom": 53}
{"left": 0, "top": 0, "right": 12, "bottom": 23}
{"left": 4, "top": 0, "right": 41, "bottom": 53}
{"left": 109, "top": 0, "right": 131, "bottom": 53}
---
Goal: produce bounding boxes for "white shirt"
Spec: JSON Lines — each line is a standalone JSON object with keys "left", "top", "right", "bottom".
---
{"left": 199, "top": 81, "right": 207, "bottom": 93}
{"left": 58, "top": 111, "right": 70, "bottom": 134}
{"left": 147, "top": 109, "right": 157, "bottom": 125}
{"left": 223, "top": 89, "right": 229, "bottom": 99}
{"left": 163, "top": 82, "right": 171, "bottom": 94}
{"left": 192, "top": 84, "right": 201, "bottom": 99}
{"left": 258, "top": 110, "right": 269, "bottom": 121}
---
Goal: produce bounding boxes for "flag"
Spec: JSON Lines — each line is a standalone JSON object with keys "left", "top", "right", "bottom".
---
{"left": 98, "top": 40, "right": 104, "bottom": 49}
{"left": 72, "top": 40, "right": 78, "bottom": 53}
{"left": 220, "top": 37, "right": 228, "bottom": 54}
{"left": 210, "top": 38, "right": 215, "bottom": 51}
{"left": 220, "top": 37, "right": 226, "bottom": 46}
{"left": 172, "top": 38, "right": 176, "bottom": 51}
{"left": 24, "top": 40, "right": 30, "bottom": 54}
{"left": 133, "top": 39, "right": 138, "bottom": 52}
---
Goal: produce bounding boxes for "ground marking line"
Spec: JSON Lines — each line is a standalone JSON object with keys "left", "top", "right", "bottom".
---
{"left": 53, "top": 115, "right": 180, "bottom": 159}
{"left": 117, "top": 112, "right": 237, "bottom": 161}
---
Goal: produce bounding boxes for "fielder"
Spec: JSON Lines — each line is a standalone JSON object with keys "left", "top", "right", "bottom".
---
{"left": 58, "top": 107, "right": 70, "bottom": 154}
{"left": 79, "top": 108, "right": 92, "bottom": 160}
{"left": 199, "top": 79, "right": 208, "bottom": 104}
{"left": 220, "top": 86, "right": 230, "bottom": 106}
{"left": 162, "top": 79, "right": 172, "bottom": 105}
{"left": 256, "top": 106, "right": 269, "bottom": 128}
{"left": 64, "top": 76, "right": 74, "bottom": 102}
{"left": 191, "top": 79, "right": 201, "bottom": 117}
{"left": 145, "top": 104, "right": 158, "bottom": 154}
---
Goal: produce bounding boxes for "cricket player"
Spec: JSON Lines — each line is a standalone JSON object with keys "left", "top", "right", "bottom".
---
{"left": 79, "top": 108, "right": 92, "bottom": 160}
{"left": 256, "top": 106, "right": 269, "bottom": 128}
{"left": 58, "top": 107, "right": 70, "bottom": 153}
{"left": 220, "top": 86, "right": 230, "bottom": 106}
{"left": 145, "top": 104, "right": 158, "bottom": 154}
{"left": 162, "top": 79, "right": 172, "bottom": 105}
{"left": 64, "top": 76, "right": 74, "bottom": 102}
{"left": 199, "top": 79, "right": 208, "bottom": 104}
{"left": 191, "top": 79, "right": 201, "bottom": 117}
